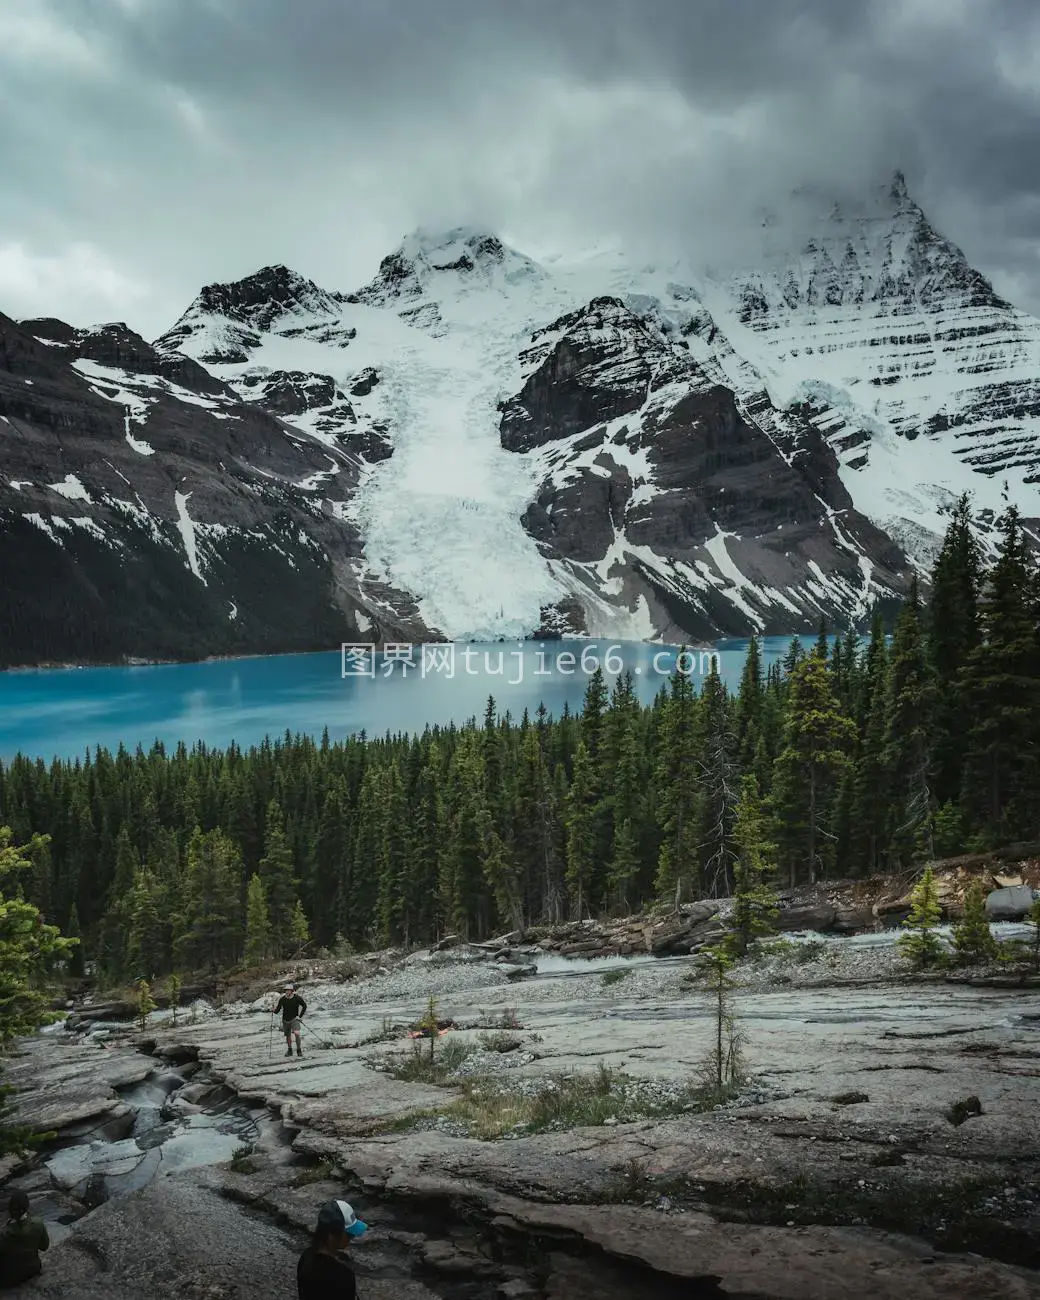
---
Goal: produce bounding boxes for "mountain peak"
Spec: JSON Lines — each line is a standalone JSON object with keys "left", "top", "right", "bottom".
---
{"left": 352, "top": 227, "right": 544, "bottom": 307}
{"left": 194, "top": 264, "right": 343, "bottom": 325}
{"left": 154, "top": 263, "right": 346, "bottom": 362}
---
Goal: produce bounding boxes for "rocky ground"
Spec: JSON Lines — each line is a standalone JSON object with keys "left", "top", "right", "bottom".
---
{"left": 2, "top": 926, "right": 1039, "bottom": 1299}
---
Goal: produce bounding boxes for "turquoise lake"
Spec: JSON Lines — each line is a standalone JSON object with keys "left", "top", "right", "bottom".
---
{"left": 0, "top": 638, "right": 803, "bottom": 763}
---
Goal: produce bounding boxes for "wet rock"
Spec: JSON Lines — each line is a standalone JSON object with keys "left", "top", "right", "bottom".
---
{"left": 831, "top": 1092, "right": 869, "bottom": 1105}
{"left": 777, "top": 904, "right": 838, "bottom": 932}
{"left": 986, "top": 886, "right": 1037, "bottom": 920}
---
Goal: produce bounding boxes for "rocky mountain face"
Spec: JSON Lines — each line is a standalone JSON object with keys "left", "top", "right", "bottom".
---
{"left": 2, "top": 177, "right": 1038, "bottom": 664}
{"left": 0, "top": 314, "right": 423, "bottom": 666}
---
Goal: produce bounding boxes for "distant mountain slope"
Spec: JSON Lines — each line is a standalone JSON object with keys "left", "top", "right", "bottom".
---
{"left": 0, "top": 314, "right": 424, "bottom": 666}
{"left": 2, "top": 175, "right": 1038, "bottom": 664}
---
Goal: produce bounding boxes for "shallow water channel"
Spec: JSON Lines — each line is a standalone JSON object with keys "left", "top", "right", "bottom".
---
{"left": 5, "top": 1034, "right": 277, "bottom": 1246}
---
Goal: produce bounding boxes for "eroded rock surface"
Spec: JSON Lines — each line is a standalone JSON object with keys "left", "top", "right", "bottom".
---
{"left": 6, "top": 946, "right": 1040, "bottom": 1297}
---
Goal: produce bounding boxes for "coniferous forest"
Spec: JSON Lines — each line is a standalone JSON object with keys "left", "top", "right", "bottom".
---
{"left": 1, "top": 497, "right": 1038, "bottom": 986}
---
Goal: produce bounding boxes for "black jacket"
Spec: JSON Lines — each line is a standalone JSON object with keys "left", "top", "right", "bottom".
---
{"left": 0, "top": 1215, "right": 49, "bottom": 1287}
{"left": 275, "top": 993, "right": 307, "bottom": 1021}
{"left": 297, "top": 1245, "right": 356, "bottom": 1299}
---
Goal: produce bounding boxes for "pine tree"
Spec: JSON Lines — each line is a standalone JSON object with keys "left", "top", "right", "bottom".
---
{"left": 928, "top": 494, "right": 983, "bottom": 807}
{"left": 289, "top": 899, "right": 310, "bottom": 951}
{"left": 0, "top": 827, "right": 76, "bottom": 1044}
{"left": 693, "top": 944, "right": 744, "bottom": 1098}
{"left": 849, "top": 614, "right": 890, "bottom": 875}
{"left": 564, "top": 742, "right": 597, "bottom": 919}
{"left": 772, "top": 656, "right": 856, "bottom": 885}
{"left": 726, "top": 775, "right": 779, "bottom": 957}
{"left": 313, "top": 781, "right": 351, "bottom": 949}
{"left": 897, "top": 864, "right": 944, "bottom": 969}
{"left": 961, "top": 506, "right": 1040, "bottom": 841}
{"left": 136, "top": 978, "right": 156, "bottom": 1030}
{"left": 258, "top": 801, "right": 299, "bottom": 955}
{"left": 374, "top": 761, "right": 409, "bottom": 944}
{"left": 696, "top": 668, "right": 739, "bottom": 898}
{"left": 735, "top": 635, "right": 764, "bottom": 773}
{"left": 951, "top": 879, "right": 997, "bottom": 966}
{"left": 244, "top": 874, "right": 271, "bottom": 966}
{"left": 125, "top": 868, "right": 167, "bottom": 979}
{"left": 654, "top": 664, "right": 700, "bottom": 907}
{"left": 66, "top": 902, "right": 84, "bottom": 978}
{"left": 176, "top": 828, "right": 242, "bottom": 973}
{"left": 884, "top": 579, "right": 936, "bottom": 869}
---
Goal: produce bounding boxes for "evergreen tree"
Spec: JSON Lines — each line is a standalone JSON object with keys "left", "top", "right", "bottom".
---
{"left": 772, "top": 656, "right": 856, "bottom": 885}
{"left": 883, "top": 579, "right": 936, "bottom": 869}
{"left": 928, "top": 494, "right": 983, "bottom": 807}
{"left": 176, "top": 828, "right": 241, "bottom": 973}
{"left": 258, "top": 801, "right": 298, "bottom": 954}
{"left": 951, "top": 879, "right": 997, "bottom": 966}
{"left": 696, "top": 668, "right": 739, "bottom": 898}
{"left": 0, "top": 827, "right": 76, "bottom": 1045}
{"left": 897, "top": 864, "right": 944, "bottom": 969}
{"left": 136, "top": 978, "right": 156, "bottom": 1030}
{"left": 735, "top": 635, "right": 763, "bottom": 774}
{"left": 244, "top": 874, "right": 271, "bottom": 966}
{"left": 961, "top": 506, "right": 1040, "bottom": 841}
{"left": 125, "top": 868, "right": 166, "bottom": 979}
{"left": 289, "top": 899, "right": 310, "bottom": 951}
{"left": 726, "top": 775, "right": 779, "bottom": 956}
{"left": 849, "top": 613, "right": 890, "bottom": 875}
{"left": 564, "top": 742, "right": 597, "bottom": 919}
{"left": 654, "top": 664, "right": 700, "bottom": 907}
{"left": 66, "top": 903, "right": 84, "bottom": 978}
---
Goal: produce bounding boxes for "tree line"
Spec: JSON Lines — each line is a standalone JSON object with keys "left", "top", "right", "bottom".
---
{"left": 0, "top": 497, "right": 1037, "bottom": 983}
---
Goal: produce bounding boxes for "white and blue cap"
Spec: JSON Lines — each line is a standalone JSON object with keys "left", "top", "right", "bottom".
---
{"left": 316, "top": 1199, "right": 367, "bottom": 1238}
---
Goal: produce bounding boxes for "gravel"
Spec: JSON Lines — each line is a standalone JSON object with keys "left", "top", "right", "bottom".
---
{"left": 216, "top": 932, "right": 917, "bottom": 1024}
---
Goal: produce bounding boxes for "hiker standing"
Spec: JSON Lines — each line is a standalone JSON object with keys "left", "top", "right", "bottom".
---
{"left": 274, "top": 982, "right": 307, "bottom": 1058}
{"left": 0, "top": 1190, "right": 49, "bottom": 1287}
{"left": 297, "top": 1198, "right": 368, "bottom": 1299}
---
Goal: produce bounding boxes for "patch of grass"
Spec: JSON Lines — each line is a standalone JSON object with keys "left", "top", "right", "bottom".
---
{"left": 473, "top": 1006, "right": 522, "bottom": 1030}
{"left": 358, "top": 1017, "right": 408, "bottom": 1046}
{"left": 377, "top": 1037, "right": 472, "bottom": 1084}
{"left": 476, "top": 1030, "right": 522, "bottom": 1053}
{"left": 290, "top": 1156, "right": 339, "bottom": 1187}
{"left": 229, "top": 1144, "right": 260, "bottom": 1174}
{"left": 600, "top": 968, "right": 630, "bottom": 987}
{"left": 416, "top": 1064, "right": 723, "bottom": 1141}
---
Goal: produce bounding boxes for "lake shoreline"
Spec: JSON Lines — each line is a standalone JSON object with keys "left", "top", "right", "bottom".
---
{"left": 0, "top": 632, "right": 725, "bottom": 676}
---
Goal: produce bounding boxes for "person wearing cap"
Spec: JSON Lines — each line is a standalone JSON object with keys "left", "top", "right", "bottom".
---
{"left": 274, "top": 982, "right": 307, "bottom": 1058}
{"left": 297, "top": 1199, "right": 367, "bottom": 1298}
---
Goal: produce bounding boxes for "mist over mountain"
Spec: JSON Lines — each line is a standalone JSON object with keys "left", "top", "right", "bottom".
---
{"left": 2, "top": 173, "right": 1038, "bottom": 664}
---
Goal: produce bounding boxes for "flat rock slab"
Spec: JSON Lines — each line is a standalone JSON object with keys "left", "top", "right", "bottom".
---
{"left": 4, "top": 1034, "right": 154, "bottom": 1138}
{"left": 2, "top": 1175, "right": 440, "bottom": 1300}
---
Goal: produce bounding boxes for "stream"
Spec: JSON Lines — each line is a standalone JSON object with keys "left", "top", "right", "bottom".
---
{"left": 3, "top": 1027, "right": 279, "bottom": 1247}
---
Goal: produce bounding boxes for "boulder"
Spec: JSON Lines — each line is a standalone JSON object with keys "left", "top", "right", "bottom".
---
{"left": 431, "top": 934, "right": 462, "bottom": 952}
{"left": 833, "top": 908, "right": 871, "bottom": 933}
{"left": 776, "top": 904, "right": 837, "bottom": 932}
{"left": 683, "top": 920, "right": 728, "bottom": 953}
{"left": 985, "top": 885, "right": 1036, "bottom": 920}
{"left": 678, "top": 901, "right": 720, "bottom": 925}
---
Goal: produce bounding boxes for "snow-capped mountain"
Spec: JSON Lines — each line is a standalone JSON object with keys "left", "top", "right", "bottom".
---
{"left": 3, "top": 175, "right": 1038, "bottom": 663}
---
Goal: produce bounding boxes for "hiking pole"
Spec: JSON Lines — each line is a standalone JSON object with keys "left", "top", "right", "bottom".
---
{"left": 268, "top": 1012, "right": 275, "bottom": 1058}
{"left": 300, "top": 1019, "right": 335, "bottom": 1050}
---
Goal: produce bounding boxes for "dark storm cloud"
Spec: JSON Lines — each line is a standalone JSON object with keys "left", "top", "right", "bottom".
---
{"left": 0, "top": 0, "right": 1038, "bottom": 333}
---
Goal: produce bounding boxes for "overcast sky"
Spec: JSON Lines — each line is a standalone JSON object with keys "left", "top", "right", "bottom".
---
{"left": 1, "top": 0, "right": 1038, "bottom": 337}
